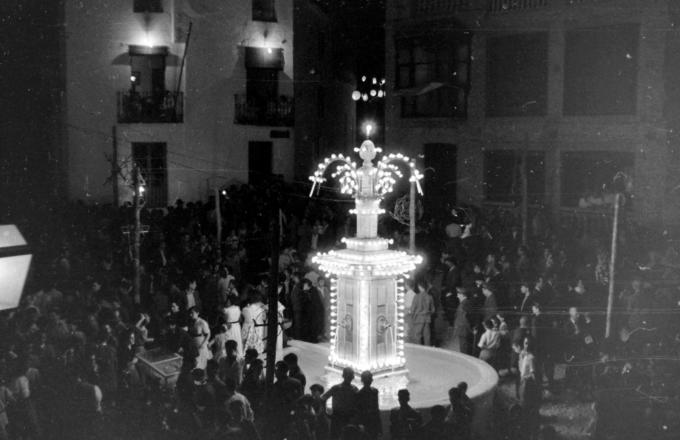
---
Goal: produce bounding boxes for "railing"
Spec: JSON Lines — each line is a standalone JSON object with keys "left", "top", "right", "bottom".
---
{"left": 490, "top": 0, "right": 549, "bottom": 13}
{"left": 565, "top": 0, "right": 600, "bottom": 5}
{"left": 414, "top": 0, "right": 471, "bottom": 15}
{"left": 557, "top": 206, "right": 613, "bottom": 238}
{"left": 234, "top": 94, "right": 294, "bottom": 127}
{"left": 480, "top": 202, "right": 614, "bottom": 239}
{"left": 117, "top": 90, "right": 183, "bottom": 123}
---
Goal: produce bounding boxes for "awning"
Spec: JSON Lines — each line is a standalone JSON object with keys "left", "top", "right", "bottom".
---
{"left": 392, "top": 82, "right": 444, "bottom": 96}
{"left": 245, "top": 46, "right": 284, "bottom": 70}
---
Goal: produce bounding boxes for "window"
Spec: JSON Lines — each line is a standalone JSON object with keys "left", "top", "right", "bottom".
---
{"left": 560, "top": 151, "right": 634, "bottom": 207}
{"left": 486, "top": 32, "right": 548, "bottom": 117}
{"left": 132, "top": 142, "right": 167, "bottom": 208}
{"left": 484, "top": 150, "right": 546, "bottom": 204}
{"left": 396, "top": 32, "right": 471, "bottom": 118}
{"left": 134, "top": 0, "right": 162, "bottom": 13}
{"left": 564, "top": 24, "right": 639, "bottom": 116}
{"left": 253, "top": 0, "right": 277, "bottom": 22}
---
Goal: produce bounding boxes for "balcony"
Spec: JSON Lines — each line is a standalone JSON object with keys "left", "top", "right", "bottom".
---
{"left": 117, "top": 90, "right": 184, "bottom": 124}
{"left": 490, "top": 0, "right": 549, "bottom": 13}
{"left": 414, "top": 0, "right": 471, "bottom": 16}
{"left": 234, "top": 94, "right": 294, "bottom": 127}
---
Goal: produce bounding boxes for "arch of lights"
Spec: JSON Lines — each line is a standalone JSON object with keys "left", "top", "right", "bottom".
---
{"left": 309, "top": 138, "right": 423, "bottom": 377}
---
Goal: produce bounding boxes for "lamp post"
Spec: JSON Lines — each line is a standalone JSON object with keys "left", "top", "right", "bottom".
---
{"left": 0, "top": 225, "right": 32, "bottom": 310}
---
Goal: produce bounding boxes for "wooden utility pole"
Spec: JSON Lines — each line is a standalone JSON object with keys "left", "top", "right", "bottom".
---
{"left": 215, "top": 187, "right": 222, "bottom": 259}
{"left": 265, "top": 186, "right": 281, "bottom": 389}
{"left": 173, "top": 21, "right": 192, "bottom": 120}
{"left": 605, "top": 193, "right": 622, "bottom": 339}
{"left": 409, "top": 181, "right": 416, "bottom": 253}
{"left": 520, "top": 134, "right": 529, "bottom": 246}
{"left": 112, "top": 126, "right": 119, "bottom": 207}
{"left": 133, "top": 166, "right": 142, "bottom": 303}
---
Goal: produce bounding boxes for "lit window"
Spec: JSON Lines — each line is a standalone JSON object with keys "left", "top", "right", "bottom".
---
{"left": 253, "top": 0, "right": 277, "bottom": 22}
{"left": 134, "top": 0, "right": 163, "bottom": 13}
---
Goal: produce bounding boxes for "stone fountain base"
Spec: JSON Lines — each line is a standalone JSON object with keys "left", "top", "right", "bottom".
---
{"left": 283, "top": 340, "right": 499, "bottom": 439}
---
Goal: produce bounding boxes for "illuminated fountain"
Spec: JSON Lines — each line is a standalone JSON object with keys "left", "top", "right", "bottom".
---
{"left": 285, "top": 131, "right": 498, "bottom": 435}
{"left": 308, "top": 131, "right": 422, "bottom": 382}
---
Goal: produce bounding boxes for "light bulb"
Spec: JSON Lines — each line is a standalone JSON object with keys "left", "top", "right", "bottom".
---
{"left": 352, "top": 90, "right": 361, "bottom": 101}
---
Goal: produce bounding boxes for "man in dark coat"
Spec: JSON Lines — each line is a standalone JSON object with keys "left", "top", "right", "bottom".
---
{"left": 354, "top": 371, "right": 382, "bottom": 440}
{"left": 390, "top": 389, "right": 422, "bottom": 440}
{"left": 269, "top": 361, "right": 303, "bottom": 439}
{"left": 322, "top": 367, "right": 359, "bottom": 439}
{"left": 481, "top": 282, "right": 499, "bottom": 322}
{"left": 452, "top": 288, "right": 473, "bottom": 355}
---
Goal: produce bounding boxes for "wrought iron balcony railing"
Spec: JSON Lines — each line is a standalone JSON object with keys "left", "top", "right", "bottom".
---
{"left": 490, "top": 0, "right": 549, "bottom": 13}
{"left": 234, "top": 94, "right": 294, "bottom": 127}
{"left": 117, "top": 90, "right": 184, "bottom": 123}
{"left": 414, "top": 0, "right": 472, "bottom": 15}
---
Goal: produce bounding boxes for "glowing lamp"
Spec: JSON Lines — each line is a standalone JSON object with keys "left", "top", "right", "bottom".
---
{"left": 352, "top": 90, "right": 361, "bottom": 101}
{"left": 364, "top": 123, "right": 373, "bottom": 139}
{"left": 370, "top": 89, "right": 377, "bottom": 97}
{"left": 362, "top": 93, "right": 369, "bottom": 102}
{"left": 0, "top": 225, "right": 32, "bottom": 311}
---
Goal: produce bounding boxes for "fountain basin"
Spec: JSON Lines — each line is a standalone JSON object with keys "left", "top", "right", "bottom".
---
{"left": 284, "top": 340, "right": 499, "bottom": 438}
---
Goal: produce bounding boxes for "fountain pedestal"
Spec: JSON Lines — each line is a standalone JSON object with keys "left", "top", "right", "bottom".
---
{"left": 312, "top": 139, "right": 421, "bottom": 379}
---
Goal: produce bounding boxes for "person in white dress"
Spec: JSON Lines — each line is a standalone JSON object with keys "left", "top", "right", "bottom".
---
{"left": 188, "top": 307, "right": 211, "bottom": 369}
{"left": 222, "top": 294, "right": 243, "bottom": 356}
{"left": 242, "top": 292, "right": 266, "bottom": 355}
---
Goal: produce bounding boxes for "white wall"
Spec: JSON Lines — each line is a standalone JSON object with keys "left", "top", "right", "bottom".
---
{"left": 65, "top": 0, "right": 295, "bottom": 205}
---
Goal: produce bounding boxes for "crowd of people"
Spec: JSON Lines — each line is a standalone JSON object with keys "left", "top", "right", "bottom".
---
{"left": 1, "top": 181, "right": 680, "bottom": 439}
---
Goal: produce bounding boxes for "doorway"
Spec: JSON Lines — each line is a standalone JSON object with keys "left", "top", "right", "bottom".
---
{"left": 248, "top": 141, "right": 273, "bottom": 185}
{"left": 130, "top": 54, "right": 166, "bottom": 96}
{"left": 246, "top": 68, "right": 278, "bottom": 105}
{"left": 423, "top": 143, "right": 457, "bottom": 214}
{"left": 132, "top": 142, "right": 168, "bottom": 207}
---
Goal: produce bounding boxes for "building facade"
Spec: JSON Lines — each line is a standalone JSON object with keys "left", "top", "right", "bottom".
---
{"left": 385, "top": 0, "right": 680, "bottom": 227}
{"left": 293, "top": 0, "right": 357, "bottom": 181}
{"left": 64, "top": 0, "right": 351, "bottom": 206}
